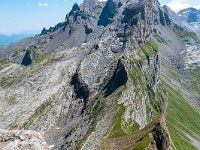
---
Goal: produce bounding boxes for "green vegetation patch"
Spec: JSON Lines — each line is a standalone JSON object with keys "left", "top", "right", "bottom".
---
{"left": 176, "top": 26, "right": 200, "bottom": 44}
{"left": 7, "top": 48, "right": 23, "bottom": 57}
{"left": 99, "top": 116, "right": 161, "bottom": 150}
{"left": 146, "top": 82, "right": 168, "bottom": 122}
{"left": 161, "top": 62, "right": 174, "bottom": 71}
{"left": 0, "top": 73, "right": 26, "bottom": 89}
{"left": 148, "top": 89, "right": 163, "bottom": 114}
{"left": 123, "top": 119, "right": 140, "bottom": 135}
{"left": 29, "top": 46, "right": 39, "bottom": 60}
{"left": 108, "top": 104, "right": 127, "bottom": 139}
{"left": 162, "top": 79, "right": 200, "bottom": 150}
{"left": 188, "top": 68, "right": 200, "bottom": 95}
{"left": 132, "top": 49, "right": 146, "bottom": 65}
{"left": 180, "top": 31, "right": 200, "bottom": 43}
{"left": 4, "top": 96, "right": 18, "bottom": 105}
{"left": 28, "top": 45, "right": 54, "bottom": 65}
{"left": 169, "top": 70, "right": 184, "bottom": 80}
{"left": 0, "top": 58, "right": 11, "bottom": 70}
{"left": 161, "top": 73, "right": 172, "bottom": 83}
{"left": 166, "top": 119, "right": 196, "bottom": 150}
{"left": 139, "top": 38, "right": 158, "bottom": 57}
{"left": 107, "top": 85, "right": 128, "bottom": 139}
{"left": 154, "top": 33, "right": 168, "bottom": 45}
{"left": 32, "top": 51, "right": 53, "bottom": 64}
{"left": 78, "top": 85, "right": 127, "bottom": 149}
{"left": 131, "top": 134, "right": 151, "bottom": 150}
{"left": 0, "top": 58, "right": 10, "bottom": 64}
{"left": 128, "top": 64, "right": 146, "bottom": 95}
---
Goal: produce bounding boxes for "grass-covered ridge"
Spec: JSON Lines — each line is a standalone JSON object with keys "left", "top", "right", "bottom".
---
{"left": 132, "top": 134, "right": 151, "bottom": 150}
{"left": 188, "top": 68, "right": 200, "bottom": 95}
{"left": 99, "top": 116, "right": 162, "bottom": 150}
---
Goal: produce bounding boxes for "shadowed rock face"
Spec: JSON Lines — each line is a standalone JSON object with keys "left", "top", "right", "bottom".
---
{"left": 97, "top": 0, "right": 118, "bottom": 26}
{"left": 21, "top": 50, "right": 32, "bottom": 66}
{"left": 84, "top": 24, "right": 93, "bottom": 34}
{"left": 71, "top": 72, "right": 89, "bottom": 114}
{"left": 71, "top": 73, "right": 89, "bottom": 100}
{"left": 104, "top": 59, "right": 128, "bottom": 97}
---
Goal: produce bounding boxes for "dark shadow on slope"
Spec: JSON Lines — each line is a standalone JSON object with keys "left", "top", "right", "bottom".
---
{"left": 159, "top": 8, "right": 166, "bottom": 26}
{"left": 71, "top": 72, "right": 89, "bottom": 114}
{"left": 21, "top": 50, "right": 32, "bottom": 66}
{"left": 104, "top": 59, "right": 128, "bottom": 97}
{"left": 97, "top": 0, "right": 118, "bottom": 27}
{"left": 122, "top": 4, "right": 144, "bottom": 26}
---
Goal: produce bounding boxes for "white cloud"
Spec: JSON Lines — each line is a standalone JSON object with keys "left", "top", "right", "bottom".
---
{"left": 195, "top": 4, "right": 200, "bottom": 9}
{"left": 38, "top": 2, "right": 48, "bottom": 7}
{"left": 167, "top": 0, "right": 190, "bottom": 12}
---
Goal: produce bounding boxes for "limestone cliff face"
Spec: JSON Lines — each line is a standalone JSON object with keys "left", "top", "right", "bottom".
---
{"left": 0, "top": 0, "right": 182, "bottom": 150}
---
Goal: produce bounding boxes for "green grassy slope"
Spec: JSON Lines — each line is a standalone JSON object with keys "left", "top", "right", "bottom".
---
{"left": 162, "top": 79, "right": 200, "bottom": 150}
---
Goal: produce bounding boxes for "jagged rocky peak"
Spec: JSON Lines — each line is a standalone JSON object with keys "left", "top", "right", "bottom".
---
{"left": 68, "top": 2, "right": 81, "bottom": 17}
{"left": 40, "top": 0, "right": 168, "bottom": 36}
{"left": 72, "top": 2, "right": 80, "bottom": 11}
{"left": 97, "top": 0, "right": 120, "bottom": 26}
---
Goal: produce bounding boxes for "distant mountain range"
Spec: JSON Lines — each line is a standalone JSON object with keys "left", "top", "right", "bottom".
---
{"left": 163, "top": 6, "right": 200, "bottom": 35}
{"left": 0, "top": 34, "right": 35, "bottom": 45}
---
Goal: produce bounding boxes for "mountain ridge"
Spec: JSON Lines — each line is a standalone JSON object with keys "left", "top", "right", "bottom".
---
{"left": 0, "top": 0, "right": 199, "bottom": 149}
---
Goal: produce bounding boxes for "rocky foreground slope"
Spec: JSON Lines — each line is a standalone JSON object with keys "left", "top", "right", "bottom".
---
{"left": 0, "top": 0, "right": 200, "bottom": 149}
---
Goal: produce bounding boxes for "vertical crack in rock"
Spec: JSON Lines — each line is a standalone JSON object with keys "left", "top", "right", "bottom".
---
{"left": 159, "top": 8, "right": 166, "bottom": 26}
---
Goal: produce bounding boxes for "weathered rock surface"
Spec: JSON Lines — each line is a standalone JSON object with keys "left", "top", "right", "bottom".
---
{"left": 0, "top": 129, "right": 50, "bottom": 150}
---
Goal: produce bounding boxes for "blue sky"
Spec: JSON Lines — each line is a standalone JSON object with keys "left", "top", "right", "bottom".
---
{"left": 0, "top": 0, "right": 200, "bottom": 35}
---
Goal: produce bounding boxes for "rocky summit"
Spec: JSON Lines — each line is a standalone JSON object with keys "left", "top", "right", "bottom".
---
{"left": 0, "top": 0, "right": 200, "bottom": 150}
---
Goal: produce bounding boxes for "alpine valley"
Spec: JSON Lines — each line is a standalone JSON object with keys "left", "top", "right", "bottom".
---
{"left": 0, "top": 0, "right": 199, "bottom": 150}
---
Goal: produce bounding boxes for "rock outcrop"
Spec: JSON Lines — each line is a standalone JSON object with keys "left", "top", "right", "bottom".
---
{"left": 0, "top": 129, "right": 50, "bottom": 150}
